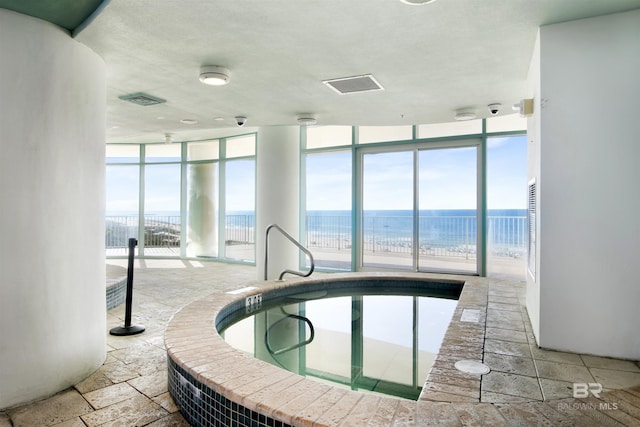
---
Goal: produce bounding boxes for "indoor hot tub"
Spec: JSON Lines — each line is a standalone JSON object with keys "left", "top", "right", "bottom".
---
{"left": 165, "top": 273, "right": 486, "bottom": 426}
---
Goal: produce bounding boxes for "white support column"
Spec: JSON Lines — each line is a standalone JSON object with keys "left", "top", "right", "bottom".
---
{"left": 0, "top": 10, "right": 106, "bottom": 409}
{"left": 187, "top": 163, "right": 218, "bottom": 257}
{"left": 255, "top": 126, "right": 301, "bottom": 280}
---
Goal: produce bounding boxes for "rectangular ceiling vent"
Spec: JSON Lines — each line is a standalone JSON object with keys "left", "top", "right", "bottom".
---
{"left": 322, "top": 74, "right": 384, "bottom": 95}
{"left": 119, "top": 92, "right": 166, "bottom": 106}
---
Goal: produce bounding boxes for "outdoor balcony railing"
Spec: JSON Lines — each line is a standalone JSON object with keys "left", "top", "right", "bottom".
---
{"left": 307, "top": 215, "right": 527, "bottom": 259}
{"left": 105, "top": 215, "right": 181, "bottom": 252}
{"left": 106, "top": 213, "right": 526, "bottom": 261}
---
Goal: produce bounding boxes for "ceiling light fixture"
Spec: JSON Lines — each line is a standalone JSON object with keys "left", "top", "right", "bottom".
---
{"left": 199, "top": 65, "right": 230, "bottom": 86}
{"left": 180, "top": 118, "right": 198, "bottom": 124}
{"left": 400, "top": 0, "right": 436, "bottom": 5}
{"left": 454, "top": 108, "right": 477, "bottom": 121}
{"left": 296, "top": 113, "right": 317, "bottom": 126}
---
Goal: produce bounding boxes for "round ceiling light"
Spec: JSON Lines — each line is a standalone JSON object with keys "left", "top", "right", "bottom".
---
{"left": 454, "top": 108, "right": 477, "bottom": 121}
{"left": 400, "top": 0, "right": 436, "bottom": 5}
{"left": 199, "top": 65, "right": 230, "bottom": 86}
{"left": 296, "top": 113, "right": 317, "bottom": 126}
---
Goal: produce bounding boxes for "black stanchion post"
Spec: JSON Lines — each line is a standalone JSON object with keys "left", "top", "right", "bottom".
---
{"left": 110, "top": 238, "right": 145, "bottom": 336}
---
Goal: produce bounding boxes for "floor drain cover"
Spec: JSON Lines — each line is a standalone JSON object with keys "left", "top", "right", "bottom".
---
{"left": 454, "top": 360, "right": 491, "bottom": 375}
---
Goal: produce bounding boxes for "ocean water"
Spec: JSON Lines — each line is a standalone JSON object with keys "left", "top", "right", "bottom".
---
{"left": 306, "top": 209, "right": 527, "bottom": 248}
{"left": 107, "top": 209, "right": 527, "bottom": 250}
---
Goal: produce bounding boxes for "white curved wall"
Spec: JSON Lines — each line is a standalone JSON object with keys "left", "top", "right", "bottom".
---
{"left": 0, "top": 10, "right": 106, "bottom": 409}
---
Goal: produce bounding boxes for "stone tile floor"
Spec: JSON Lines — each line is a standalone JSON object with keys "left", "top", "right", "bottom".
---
{"left": 1, "top": 259, "right": 255, "bottom": 427}
{"left": 421, "top": 277, "right": 640, "bottom": 408}
{"left": 1, "top": 260, "right": 639, "bottom": 426}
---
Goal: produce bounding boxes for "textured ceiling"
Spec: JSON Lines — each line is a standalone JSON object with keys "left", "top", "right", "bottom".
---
{"left": 5, "top": 0, "right": 640, "bottom": 143}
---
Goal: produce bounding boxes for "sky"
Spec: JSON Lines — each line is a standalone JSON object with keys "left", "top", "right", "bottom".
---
{"left": 106, "top": 160, "right": 255, "bottom": 213}
{"left": 107, "top": 135, "right": 527, "bottom": 214}
{"left": 306, "top": 135, "right": 528, "bottom": 211}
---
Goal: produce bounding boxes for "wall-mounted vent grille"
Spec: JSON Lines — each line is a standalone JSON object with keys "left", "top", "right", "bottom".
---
{"left": 119, "top": 92, "right": 166, "bottom": 106}
{"left": 322, "top": 74, "right": 384, "bottom": 95}
{"left": 527, "top": 180, "right": 537, "bottom": 279}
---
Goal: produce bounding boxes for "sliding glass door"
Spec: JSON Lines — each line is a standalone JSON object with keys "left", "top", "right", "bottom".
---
{"left": 358, "top": 141, "right": 480, "bottom": 274}
{"left": 418, "top": 147, "right": 477, "bottom": 273}
{"left": 361, "top": 151, "right": 414, "bottom": 269}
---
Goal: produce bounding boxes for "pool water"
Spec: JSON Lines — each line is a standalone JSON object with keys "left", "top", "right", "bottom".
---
{"left": 221, "top": 290, "right": 458, "bottom": 400}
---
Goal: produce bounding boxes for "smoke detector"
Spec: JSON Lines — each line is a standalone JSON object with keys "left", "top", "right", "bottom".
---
{"left": 296, "top": 113, "right": 317, "bottom": 125}
{"left": 454, "top": 108, "right": 477, "bottom": 121}
{"left": 400, "top": 0, "right": 436, "bottom": 4}
{"left": 199, "top": 66, "right": 230, "bottom": 86}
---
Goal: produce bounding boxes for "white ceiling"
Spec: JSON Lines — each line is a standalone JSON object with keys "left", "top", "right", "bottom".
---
{"left": 74, "top": 0, "right": 640, "bottom": 143}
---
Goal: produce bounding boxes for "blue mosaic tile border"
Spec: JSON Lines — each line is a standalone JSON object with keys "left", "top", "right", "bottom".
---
{"left": 106, "top": 278, "right": 126, "bottom": 310}
{"left": 168, "top": 356, "right": 293, "bottom": 427}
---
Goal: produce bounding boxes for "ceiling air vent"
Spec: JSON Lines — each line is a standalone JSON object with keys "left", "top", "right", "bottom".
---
{"left": 322, "top": 74, "right": 384, "bottom": 95}
{"left": 119, "top": 92, "right": 166, "bottom": 106}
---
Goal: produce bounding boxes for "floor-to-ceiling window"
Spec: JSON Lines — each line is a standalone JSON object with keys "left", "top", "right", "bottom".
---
{"left": 418, "top": 145, "right": 478, "bottom": 273}
{"left": 106, "top": 145, "right": 140, "bottom": 256}
{"left": 357, "top": 139, "right": 480, "bottom": 274}
{"left": 106, "top": 117, "right": 525, "bottom": 278}
{"left": 223, "top": 134, "right": 256, "bottom": 262}
{"left": 486, "top": 134, "right": 528, "bottom": 279}
{"left": 485, "top": 115, "right": 528, "bottom": 280}
{"left": 360, "top": 149, "right": 414, "bottom": 270}
{"left": 143, "top": 144, "right": 182, "bottom": 256}
{"left": 303, "top": 126, "right": 353, "bottom": 270}
{"left": 106, "top": 133, "right": 256, "bottom": 261}
{"left": 302, "top": 115, "right": 526, "bottom": 278}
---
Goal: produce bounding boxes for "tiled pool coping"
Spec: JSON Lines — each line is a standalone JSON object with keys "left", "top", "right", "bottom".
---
{"left": 165, "top": 272, "right": 488, "bottom": 426}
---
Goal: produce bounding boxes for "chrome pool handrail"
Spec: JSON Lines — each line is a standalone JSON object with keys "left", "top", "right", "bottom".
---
{"left": 264, "top": 223, "right": 315, "bottom": 280}
{"left": 264, "top": 309, "right": 315, "bottom": 356}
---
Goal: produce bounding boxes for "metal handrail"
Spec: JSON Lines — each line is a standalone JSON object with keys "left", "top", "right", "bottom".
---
{"left": 264, "top": 223, "right": 315, "bottom": 280}
{"left": 264, "top": 308, "right": 315, "bottom": 356}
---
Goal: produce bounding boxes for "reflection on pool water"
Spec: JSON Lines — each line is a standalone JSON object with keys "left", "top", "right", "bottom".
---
{"left": 221, "top": 289, "right": 458, "bottom": 400}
